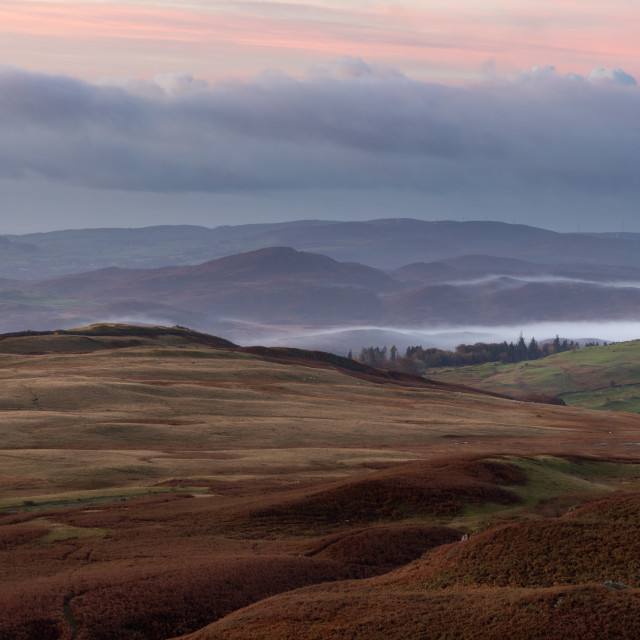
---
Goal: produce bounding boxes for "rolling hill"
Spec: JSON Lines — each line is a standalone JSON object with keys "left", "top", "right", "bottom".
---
{"left": 387, "top": 280, "right": 640, "bottom": 325}
{"left": 7, "top": 218, "right": 640, "bottom": 279}
{"left": 423, "top": 339, "right": 640, "bottom": 412}
{"left": 3, "top": 219, "right": 640, "bottom": 352}
{"left": 1, "top": 243, "right": 639, "bottom": 349}
{"left": 179, "top": 488, "right": 640, "bottom": 640}
{"left": 3, "top": 324, "right": 640, "bottom": 638}
{"left": 392, "top": 254, "right": 640, "bottom": 285}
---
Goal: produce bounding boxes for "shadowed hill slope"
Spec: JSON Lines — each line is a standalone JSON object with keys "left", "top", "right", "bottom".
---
{"left": 23, "top": 248, "right": 392, "bottom": 325}
{"left": 392, "top": 254, "right": 640, "bottom": 285}
{"left": 25, "top": 246, "right": 395, "bottom": 300}
{"left": 176, "top": 489, "right": 640, "bottom": 640}
{"left": 177, "top": 581, "right": 640, "bottom": 640}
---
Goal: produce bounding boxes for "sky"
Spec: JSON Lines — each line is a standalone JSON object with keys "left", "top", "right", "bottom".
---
{"left": 0, "top": 0, "right": 639, "bottom": 234}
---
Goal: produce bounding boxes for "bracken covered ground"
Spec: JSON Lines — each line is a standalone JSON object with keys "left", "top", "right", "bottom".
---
{"left": 2, "top": 324, "right": 640, "bottom": 639}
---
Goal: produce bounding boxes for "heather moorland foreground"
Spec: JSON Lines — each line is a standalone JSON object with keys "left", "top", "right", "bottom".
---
{"left": 3, "top": 324, "right": 640, "bottom": 639}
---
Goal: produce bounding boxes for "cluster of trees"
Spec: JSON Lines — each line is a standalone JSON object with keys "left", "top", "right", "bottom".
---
{"left": 355, "top": 334, "right": 599, "bottom": 372}
{"left": 352, "top": 345, "right": 399, "bottom": 368}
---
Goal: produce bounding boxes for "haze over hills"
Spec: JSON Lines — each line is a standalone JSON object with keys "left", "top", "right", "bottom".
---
{"left": 6, "top": 219, "right": 640, "bottom": 280}
{"left": 392, "top": 254, "right": 640, "bottom": 285}
{"left": 1, "top": 218, "right": 640, "bottom": 354}
{"left": 0, "top": 235, "right": 639, "bottom": 350}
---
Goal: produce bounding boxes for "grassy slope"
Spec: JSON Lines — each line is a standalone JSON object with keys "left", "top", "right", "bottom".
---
{"left": 5, "top": 323, "right": 628, "bottom": 506}
{"left": 3, "top": 325, "right": 640, "bottom": 638}
{"left": 425, "top": 339, "right": 640, "bottom": 412}
{"left": 180, "top": 584, "right": 640, "bottom": 640}
{"left": 5, "top": 454, "right": 640, "bottom": 640}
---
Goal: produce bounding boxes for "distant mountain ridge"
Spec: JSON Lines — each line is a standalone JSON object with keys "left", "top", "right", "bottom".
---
{"left": 3, "top": 218, "right": 640, "bottom": 349}
{"left": 0, "top": 245, "right": 636, "bottom": 344}
{"left": 5, "top": 218, "right": 640, "bottom": 279}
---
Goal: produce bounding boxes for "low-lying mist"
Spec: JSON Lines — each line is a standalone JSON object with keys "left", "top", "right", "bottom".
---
{"left": 46, "top": 313, "right": 639, "bottom": 359}
{"left": 229, "top": 320, "right": 640, "bottom": 355}
{"left": 438, "top": 275, "right": 640, "bottom": 289}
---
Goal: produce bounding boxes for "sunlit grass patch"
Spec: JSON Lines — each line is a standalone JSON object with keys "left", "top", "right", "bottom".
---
{"left": 454, "top": 456, "right": 640, "bottom": 525}
{"left": 33, "top": 518, "right": 112, "bottom": 543}
{"left": 562, "top": 384, "right": 640, "bottom": 413}
{"left": 498, "top": 456, "right": 640, "bottom": 507}
{"left": 425, "top": 340, "right": 640, "bottom": 411}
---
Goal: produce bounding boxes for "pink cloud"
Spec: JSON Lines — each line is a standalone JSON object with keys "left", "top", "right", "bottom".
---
{"left": 0, "top": 1, "right": 638, "bottom": 81}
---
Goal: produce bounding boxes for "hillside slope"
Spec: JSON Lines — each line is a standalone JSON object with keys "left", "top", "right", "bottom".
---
{"left": 425, "top": 340, "right": 640, "bottom": 412}
{"left": 9, "top": 244, "right": 640, "bottom": 343}
{"left": 7, "top": 218, "right": 640, "bottom": 279}
{"left": 175, "top": 464, "right": 640, "bottom": 640}
{"left": 4, "top": 324, "right": 640, "bottom": 639}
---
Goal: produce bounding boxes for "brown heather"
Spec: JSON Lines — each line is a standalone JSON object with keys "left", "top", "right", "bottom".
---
{"left": 3, "top": 325, "right": 640, "bottom": 639}
{"left": 180, "top": 583, "right": 640, "bottom": 640}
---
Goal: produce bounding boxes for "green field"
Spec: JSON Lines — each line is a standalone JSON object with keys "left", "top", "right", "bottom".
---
{"left": 425, "top": 339, "right": 640, "bottom": 412}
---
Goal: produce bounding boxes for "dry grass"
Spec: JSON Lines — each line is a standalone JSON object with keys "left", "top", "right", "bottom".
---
{"left": 2, "top": 334, "right": 639, "bottom": 502}
{"left": 4, "top": 326, "right": 640, "bottom": 639}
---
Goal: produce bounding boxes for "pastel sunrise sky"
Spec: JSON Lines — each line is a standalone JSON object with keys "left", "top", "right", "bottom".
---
{"left": 1, "top": 0, "right": 639, "bottom": 232}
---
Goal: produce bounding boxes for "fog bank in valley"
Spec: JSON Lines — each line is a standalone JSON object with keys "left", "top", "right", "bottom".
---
{"left": 235, "top": 320, "right": 640, "bottom": 355}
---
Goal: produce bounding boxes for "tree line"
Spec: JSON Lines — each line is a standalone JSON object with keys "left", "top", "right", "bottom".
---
{"left": 353, "top": 335, "right": 605, "bottom": 372}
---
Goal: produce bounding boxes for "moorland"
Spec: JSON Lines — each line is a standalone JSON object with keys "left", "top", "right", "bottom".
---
{"left": 3, "top": 323, "right": 640, "bottom": 639}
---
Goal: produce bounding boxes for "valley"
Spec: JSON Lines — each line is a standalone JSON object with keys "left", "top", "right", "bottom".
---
{"left": 3, "top": 220, "right": 640, "bottom": 352}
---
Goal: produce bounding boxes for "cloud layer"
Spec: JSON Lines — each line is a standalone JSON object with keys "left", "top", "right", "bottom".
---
{"left": 0, "top": 60, "right": 638, "bottom": 207}
{"left": 3, "top": 1, "right": 640, "bottom": 83}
